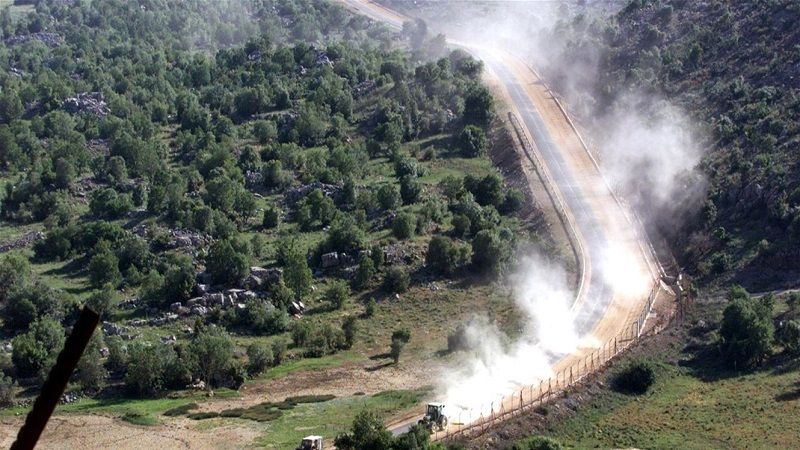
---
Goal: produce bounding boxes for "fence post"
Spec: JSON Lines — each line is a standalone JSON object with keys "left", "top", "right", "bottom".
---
{"left": 569, "top": 366, "right": 573, "bottom": 384}
{"left": 614, "top": 337, "right": 617, "bottom": 354}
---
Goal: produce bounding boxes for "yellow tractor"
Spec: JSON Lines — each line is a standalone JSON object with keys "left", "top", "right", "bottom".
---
{"left": 418, "top": 402, "right": 448, "bottom": 431}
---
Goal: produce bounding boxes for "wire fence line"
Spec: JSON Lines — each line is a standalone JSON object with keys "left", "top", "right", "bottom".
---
{"left": 436, "top": 284, "right": 666, "bottom": 442}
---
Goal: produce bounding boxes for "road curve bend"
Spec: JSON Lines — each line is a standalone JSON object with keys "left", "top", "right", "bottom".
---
{"left": 340, "top": 0, "right": 663, "bottom": 437}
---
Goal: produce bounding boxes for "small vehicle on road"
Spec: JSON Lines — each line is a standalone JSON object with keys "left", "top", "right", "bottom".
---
{"left": 419, "top": 402, "right": 448, "bottom": 431}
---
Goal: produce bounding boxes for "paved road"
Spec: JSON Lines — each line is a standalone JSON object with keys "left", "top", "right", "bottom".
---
{"left": 341, "top": 0, "right": 659, "bottom": 436}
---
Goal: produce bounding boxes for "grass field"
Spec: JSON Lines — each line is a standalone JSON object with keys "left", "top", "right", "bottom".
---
{"left": 254, "top": 388, "right": 429, "bottom": 449}
{"left": 544, "top": 295, "right": 800, "bottom": 450}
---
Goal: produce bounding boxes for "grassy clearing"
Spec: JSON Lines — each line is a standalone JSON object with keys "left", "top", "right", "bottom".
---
{"left": 255, "top": 351, "right": 362, "bottom": 382}
{"left": 550, "top": 362, "right": 800, "bottom": 449}
{"left": 548, "top": 295, "right": 800, "bottom": 449}
{"left": 254, "top": 388, "right": 430, "bottom": 449}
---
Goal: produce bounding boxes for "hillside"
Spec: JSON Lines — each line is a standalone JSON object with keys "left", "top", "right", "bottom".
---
{"left": 542, "top": 0, "right": 800, "bottom": 290}
{"left": 0, "top": 0, "right": 550, "bottom": 447}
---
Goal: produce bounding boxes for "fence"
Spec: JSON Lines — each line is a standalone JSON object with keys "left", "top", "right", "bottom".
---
{"left": 433, "top": 111, "right": 669, "bottom": 443}
{"left": 437, "top": 284, "right": 665, "bottom": 442}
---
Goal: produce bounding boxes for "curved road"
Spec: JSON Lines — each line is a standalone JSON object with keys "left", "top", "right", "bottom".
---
{"left": 340, "top": 0, "right": 662, "bottom": 437}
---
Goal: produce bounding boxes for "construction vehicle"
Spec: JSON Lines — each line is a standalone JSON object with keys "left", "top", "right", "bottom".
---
{"left": 418, "top": 402, "right": 448, "bottom": 431}
{"left": 296, "top": 435, "right": 323, "bottom": 450}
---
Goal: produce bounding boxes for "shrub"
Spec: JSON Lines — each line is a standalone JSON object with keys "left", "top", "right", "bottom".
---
{"left": 392, "top": 329, "right": 411, "bottom": 343}
{"left": 342, "top": 316, "right": 358, "bottom": 349}
{"left": 510, "top": 436, "right": 563, "bottom": 450}
{"left": 458, "top": 125, "right": 487, "bottom": 157}
{"left": 426, "top": 235, "right": 469, "bottom": 276}
{"left": 399, "top": 175, "right": 421, "bottom": 205}
{"left": 382, "top": 267, "right": 410, "bottom": 294}
{"left": 271, "top": 339, "right": 288, "bottom": 366}
{"left": 353, "top": 257, "right": 375, "bottom": 290}
{"left": 719, "top": 291, "right": 773, "bottom": 368}
{"left": 262, "top": 207, "right": 281, "bottom": 229}
{"left": 612, "top": 359, "right": 656, "bottom": 394}
{"left": 390, "top": 338, "right": 405, "bottom": 364}
{"left": 364, "top": 298, "right": 377, "bottom": 318}
{"left": 324, "top": 280, "right": 350, "bottom": 310}
{"left": 246, "top": 342, "right": 273, "bottom": 376}
{"left": 392, "top": 212, "right": 416, "bottom": 239}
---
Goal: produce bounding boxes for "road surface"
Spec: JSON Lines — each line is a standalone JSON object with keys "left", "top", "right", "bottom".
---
{"left": 340, "top": 0, "right": 663, "bottom": 437}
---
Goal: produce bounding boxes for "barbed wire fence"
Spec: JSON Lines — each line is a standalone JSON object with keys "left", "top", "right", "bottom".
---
{"left": 437, "top": 284, "right": 666, "bottom": 442}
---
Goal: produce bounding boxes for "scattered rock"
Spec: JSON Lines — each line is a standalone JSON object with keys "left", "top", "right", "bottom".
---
{"left": 62, "top": 92, "right": 110, "bottom": 117}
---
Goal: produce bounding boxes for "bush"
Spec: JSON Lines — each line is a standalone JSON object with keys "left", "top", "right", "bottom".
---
{"left": 426, "top": 235, "right": 469, "bottom": 276}
{"left": 719, "top": 291, "right": 773, "bottom": 369}
{"left": 510, "top": 436, "right": 563, "bottom": 450}
{"left": 262, "top": 207, "right": 281, "bottom": 229}
{"left": 390, "top": 338, "right": 405, "bottom": 364}
{"left": 382, "top": 267, "right": 410, "bottom": 294}
{"left": 271, "top": 339, "right": 288, "bottom": 366}
{"left": 353, "top": 257, "right": 375, "bottom": 290}
{"left": 89, "top": 188, "right": 133, "bottom": 219}
{"left": 458, "top": 125, "right": 487, "bottom": 157}
{"left": 399, "top": 175, "right": 421, "bottom": 205}
{"left": 392, "top": 212, "right": 416, "bottom": 239}
{"left": 377, "top": 184, "right": 400, "bottom": 211}
{"left": 325, "top": 280, "right": 350, "bottom": 310}
{"left": 391, "top": 329, "right": 411, "bottom": 343}
{"left": 451, "top": 213, "right": 471, "bottom": 238}
{"left": 88, "top": 248, "right": 121, "bottom": 289}
{"left": 612, "top": 359, "right": 656, "bottom": 394}
{"left": 206, "top": 238, "right": 251, "bottom": 286}
{"left": 364, "top": 298, "right": 377, "bottom": 318}
{"left": 342, "top": 316, "right": 358, "bottom": 349}
{"left": 246, "top": 342, "right": 273, "bottom": 376}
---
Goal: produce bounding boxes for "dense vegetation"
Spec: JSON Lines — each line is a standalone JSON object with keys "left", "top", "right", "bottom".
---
{"left": 0, "top": 0, "right": 535, "bottom": 423}
{"left": 543, "top": 0, "right": 800, "bottom": 289}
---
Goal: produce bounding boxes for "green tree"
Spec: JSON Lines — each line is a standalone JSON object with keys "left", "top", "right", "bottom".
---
{"left": 390, "top": 338, "right": 405, "bottom": 364}
{"left": 471, "top": 229, "right": 511, "bottom": 276}
{"left": 426, "top": 235, "right": 469, "bottom": 275}
{"left": 342, "top": 316, "right": 359, "bottom": 349}
{"left": 262, "top": 206, "right": 280, "bottom": 229}
{"left": 463, "top": 85, "right": 494, "bottom": 125}
{"left": 88, "top": 248, "right": 122, "bottom": 288}
{"left": 325, "top": 280, "right": 350, "bottom": 310}
{"left": 89, "top": 188, "right": 133, "bottom": 219}
{"left": 399, "top": 175, "right": 421, "bottom": 205}
{"left": 85, "top": 286, "right": 115, "bottom": 318}
{"left": 353, "top": 257, "right": 375, "bottom": 290}
{"left": 383, "top": 267, "right": 410, "bottom": 294}
{"left": 392, "top": 212, "right": 416, "bottom": 240}
{"left": 377, "top": 184, "right": 400, "bottom": 211}
{"left": 188, "top": 327, "right": 234, "bottom": 390}
{"left": 162, "top": 254, "right": 196, "bottom": 303}
{"left": 206, "top": 239, "right": 250, "bottom": 286}
{"left": 12, "top": 317, "right": 65, "bottom": 379}
{"left": 334, "top": 410, "right": 394, "bottom": 450}
{"left": 719, "top": 289, "right": 773, "bottom": 369}
{"left": 246, "top": 342, "right": 273, "bottom": 376}
{"left": 458, "top": 125, "right": 487, "bottom": 157}
{"left": 77, "top": 331, "right": 108, "bottom": 391}
{"left": 252, "top": 120, "right": 277, "bottom": 144}
{"left": 125, "top": 342, "right": 164, "bottom": 396}
{"left": 283, "top": 244, "right": 312, "bottom": 299}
